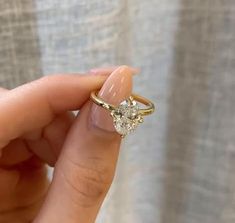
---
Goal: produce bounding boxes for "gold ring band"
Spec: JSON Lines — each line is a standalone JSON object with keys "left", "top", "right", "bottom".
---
{"left": 90, "top": 91, "right": 155, "bottom": 116}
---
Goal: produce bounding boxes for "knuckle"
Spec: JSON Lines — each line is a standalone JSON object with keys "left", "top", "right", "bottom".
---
{"left": 59, "top": 157, "right": 114, "bottom": 207}
{"left": 37, "top": 75, "right": 62, "bottom": 88}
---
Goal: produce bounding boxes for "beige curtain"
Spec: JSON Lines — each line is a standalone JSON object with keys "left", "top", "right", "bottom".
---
{"left": 0, "top": 1, "right": 235, "bottom": 222}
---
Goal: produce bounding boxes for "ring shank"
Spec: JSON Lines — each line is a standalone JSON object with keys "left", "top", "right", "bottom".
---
{"left": 131, "top": 93, "right": 155, "bottom": 116}
{"left": 90, "top": 91, "right": 155, "bottom": 116}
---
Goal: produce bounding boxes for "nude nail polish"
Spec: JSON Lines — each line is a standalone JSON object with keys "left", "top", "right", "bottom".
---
{"left": 89, "top": 66, "right": 139, "bottom": 76}
{"left": 90, "top": 66, "right": 133, "bottom": 132}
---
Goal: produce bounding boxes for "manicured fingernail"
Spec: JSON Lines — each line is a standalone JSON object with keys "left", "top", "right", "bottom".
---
{"left": 89, "top": 66, "right": 139, "bottom": 76}
{"left": 90, "top": 65, "right": 133, "bottom": 132}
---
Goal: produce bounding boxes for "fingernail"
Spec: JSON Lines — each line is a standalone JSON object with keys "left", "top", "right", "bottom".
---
{"left": 89, "top": 66, "right": 139, "bottom": 76}
{"left": 90, "top": 65, "right": 133, "bottom": 132}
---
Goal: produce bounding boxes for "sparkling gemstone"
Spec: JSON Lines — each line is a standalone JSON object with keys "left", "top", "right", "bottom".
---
{"left": 111, "top": 99, "right": 142, "bottom": 136}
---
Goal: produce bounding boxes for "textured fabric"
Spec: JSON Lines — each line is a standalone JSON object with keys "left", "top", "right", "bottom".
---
{"left": 0, "top": 0, "right": 42, "bottom": 89}
{"left": 0, "top": 1, "right": 235, "bottom": 223}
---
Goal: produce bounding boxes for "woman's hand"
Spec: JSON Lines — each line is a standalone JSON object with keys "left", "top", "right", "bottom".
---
{"left": 0, "top": 66, "right": 134, "bottom": 223}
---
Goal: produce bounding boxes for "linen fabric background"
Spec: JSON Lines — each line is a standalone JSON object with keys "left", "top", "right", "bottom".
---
{"left": 0, "top": 0, "right": 235, "bottom": 222}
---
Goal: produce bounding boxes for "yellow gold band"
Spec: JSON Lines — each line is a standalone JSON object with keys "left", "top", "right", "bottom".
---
{"left": 90, "top": 90, "right": 155, "bottom": 116}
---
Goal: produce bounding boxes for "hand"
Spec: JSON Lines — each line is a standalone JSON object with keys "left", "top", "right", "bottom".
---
{"left": 0, "top": 66, "right": 134, "bottom": 223}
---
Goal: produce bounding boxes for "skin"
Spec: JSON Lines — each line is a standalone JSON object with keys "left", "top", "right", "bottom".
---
{"left": 0, "top": 66, "right": 134, "bottom": 223}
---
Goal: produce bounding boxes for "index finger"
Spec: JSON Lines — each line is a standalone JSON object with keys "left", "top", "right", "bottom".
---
{"left": 0, "top": 74, "right": 108, "bottom": 146}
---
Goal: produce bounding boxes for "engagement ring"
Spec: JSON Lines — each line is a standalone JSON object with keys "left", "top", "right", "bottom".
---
{"left": 90, "top": 90, "right": 155, "bottom": 137}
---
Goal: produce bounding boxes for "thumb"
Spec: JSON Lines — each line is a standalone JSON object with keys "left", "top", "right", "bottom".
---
{"left": 34, "top": 66, "right": 133, "bottom": 223}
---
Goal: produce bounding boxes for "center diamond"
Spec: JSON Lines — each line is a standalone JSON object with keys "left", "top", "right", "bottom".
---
{"left": 110, "top": 98, "right": 143, "bottom": 137}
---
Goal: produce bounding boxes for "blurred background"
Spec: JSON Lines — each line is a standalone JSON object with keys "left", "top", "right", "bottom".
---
{"left": 0, "top": 0, "right": 235, "bottom": 222}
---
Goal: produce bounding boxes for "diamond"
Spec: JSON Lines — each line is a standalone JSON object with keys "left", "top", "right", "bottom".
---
{"left": 111, "top": 98, "right": 143, "bottom": 137}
